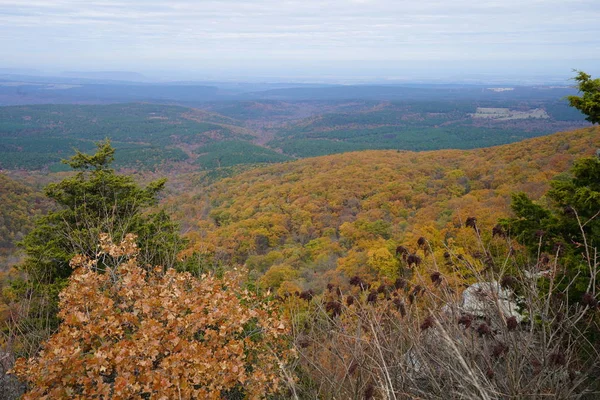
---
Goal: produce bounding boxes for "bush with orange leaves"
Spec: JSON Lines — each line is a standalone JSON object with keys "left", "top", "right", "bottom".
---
{"left": 11, "top": 234, "right": 293, "bottom": 399}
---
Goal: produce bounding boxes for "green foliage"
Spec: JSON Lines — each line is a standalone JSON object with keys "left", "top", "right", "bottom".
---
{"left": 264, "top": 97, "right": 588, "bottom": 158}
{"left": 544, "top": 100, "right": 587, "bottom": 121}
{"left": 1, "top": 95, "right": 590, "bottom": 171}
{"left": 194, "top": 140, "right": 292, "bottom": 169}
{"left": 505, "top": 192, "right": 555, "bottom": 248}
{"left": 0, "top": 103, "right": 230, "bottom": 170}
{"left": 267, "top": 138, "right": 362, "bottom": 158}
{"left": 270, "top": 125, "right": 569, "bottom": 157}
{"left": 502, "top": 156, "right": 600, "bottom": 299}
{"left": 7, "top": 140, "right": 186, "bottom": 351}
{"left": 567, "top": 71, "right": 600, "bottom": 124}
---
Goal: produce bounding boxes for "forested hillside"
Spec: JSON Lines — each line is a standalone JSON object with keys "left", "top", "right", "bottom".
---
{"left": 1, "top": 72, "right": 598, "bottom": 397}
{"left": 3, "top": 0, "right": 599, "bottom": 395}
{"left": 0, "top": 174, "right": 50, "bottom": 270}
{"left": 267, "top": 100, "right": 588, "bottom": 157}
{"left": 175, "top": 126, "right": 600, "bottom": 293}
{"left": 0, "top": 96, "right": 588, "bottom": 172}
{"left": 3, "top": 123, "right": 599, "bottom": 399}
{"left": 0, "top": 103, "right": 290, "bottom": 171}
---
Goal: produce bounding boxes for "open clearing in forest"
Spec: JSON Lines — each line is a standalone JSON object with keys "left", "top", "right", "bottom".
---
{"left": 472, "top": 107, "right": 550, "bottom": 120}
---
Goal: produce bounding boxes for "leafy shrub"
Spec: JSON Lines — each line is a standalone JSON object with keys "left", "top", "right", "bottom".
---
{"left": 12, "top": 234, "right": 293, "bottom": 399}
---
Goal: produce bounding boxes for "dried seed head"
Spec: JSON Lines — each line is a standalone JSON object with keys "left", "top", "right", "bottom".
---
{"left": 364, "top": 384, "right": 375, "bottom": 400}
{"left": 506, "top": 316, "right": 518, "bottom": 331}
{"left": 412, "top": 285, "right": 425, "bottom": 296}
{"left": 582, "top": 292, "right": 598, "bottom": 308}
{"left": 476, "top": 322, "right": 492, "bottom": 337}
{"left": 392, "top": 298, "right": 406, "bottom": 317}
{"left": 549, "top": 352, "right": 566, "bottom": 367}
{"left": 484, "top": 255, "right": 494, "bottom": 269}
{"left": 299, "top": 290, "right": 314, "bottom": 301}
{"left": 407, "top": 253, "right": 422, "bottom": 267}
{"left": 491, "top": 342, "right": 508, "bottom": 358}
{"left": 458, "top": 315, "right": 472, "bottom": 328}
{"left": 535, "top": 230, "right": 545, "bottom": 238}
{"left": 500, "top": 275, "right": 517, "bottom": 289}
{"left": 430, "top": 271, "right": 442, "bottom": 285}
{"left": 552, "top": 242, "right": 564, "bottom": 256}
{"left": 492, "top": 224, "right": 506, "bottom": 238}
{"left": 465, "top": 216, "right": 477, "bottom": 229}
{"left": 563, "top": 205, "right": 575, "bottom": 216}
{"left": 395, "top": 245, "right": 409, "bottom": 256}
{"left": 394, "top": 278, "right": 407, "bottom": 290}
{"left": 325, "top": 301, "right": 342, "bottom": 317}
{"left": 349, "top": 276, "right": 362, "bottom": 286}
{"left": 420, "top": 316, "right": 435, "bottom": 331}
{"left": 349, "top": 276, "right": 369, "bottom": 290}
{"left": 367, "top": 291, "right": 378, "bottom": 304}
{"left": 346, "top": 295, "right": 355, "bottom": 306}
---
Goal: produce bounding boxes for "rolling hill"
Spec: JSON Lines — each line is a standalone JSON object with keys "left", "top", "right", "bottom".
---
{"left": 174, "top": 125, "right": 600, "bottom": 292}
{"left": 0, "top": 103, "right": 291, "bottom": 171}
{"left": 0, "top": 98, "right": 588, "bottom": 172}
{"left": 267, "top": 101, "right": 588, "bottom": 157}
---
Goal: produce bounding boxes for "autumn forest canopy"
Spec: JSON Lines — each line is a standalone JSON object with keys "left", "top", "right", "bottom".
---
{"left": 0, "top": 72, "right": 599, "bottom": 398}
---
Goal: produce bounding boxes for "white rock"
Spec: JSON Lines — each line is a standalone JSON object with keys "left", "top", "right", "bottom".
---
{"left": 460, "top": 281, "right": 523, "bottom": 322}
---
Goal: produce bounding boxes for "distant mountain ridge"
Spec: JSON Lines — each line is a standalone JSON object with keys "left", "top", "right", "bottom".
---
{"left": 59, "top": 71, "right": 149, "bottom": 82}
{"left": 0, "top": 72, "right": 583, "bottom": 106}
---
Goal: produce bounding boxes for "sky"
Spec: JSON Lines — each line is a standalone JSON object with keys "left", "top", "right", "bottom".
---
{"left": 1, "top": 0, "right": 599, "bottom": 82}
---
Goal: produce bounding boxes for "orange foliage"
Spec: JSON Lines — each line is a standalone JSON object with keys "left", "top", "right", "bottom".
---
{"left": 12, "top": 234, "right": 292, "bottom": 399}
{"left": 163, "top": 127, "right": 600, "bottom": 291}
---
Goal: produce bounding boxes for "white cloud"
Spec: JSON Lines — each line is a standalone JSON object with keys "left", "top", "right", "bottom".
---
{"left": 0, "top": 0, "right": 598, "bottom": 77}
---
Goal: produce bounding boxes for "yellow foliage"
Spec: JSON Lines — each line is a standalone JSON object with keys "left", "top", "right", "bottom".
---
{"left": 278, "top": 280, "right": 303, "bottom": 297}
{"left": 336, "top": 249, "right": 369, "bottom": 278}
{"left": 367, "top": 247, "right": 399, "bottom": 279}
{"left": 260, "top": 264, "right": 299, "bottom": 289}
{"left": 175, "top": 127, "right": 600, "bottom": 288}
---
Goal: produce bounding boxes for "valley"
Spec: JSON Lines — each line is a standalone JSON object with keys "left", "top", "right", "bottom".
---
{"left": 3, "top": 0, "right": 600, "bottom": 396}
{"left": 0, "top": 80, "right": 590, "bottom": 172}
{"left": 1, "top": 77, "right": 598, "bottom": 399}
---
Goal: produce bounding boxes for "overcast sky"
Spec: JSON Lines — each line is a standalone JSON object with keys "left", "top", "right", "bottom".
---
{"left": 1, "top": 0, "right": 599, "bottom": 81}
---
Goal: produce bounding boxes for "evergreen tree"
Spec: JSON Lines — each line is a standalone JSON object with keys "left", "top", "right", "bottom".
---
{"left": 567, "top": 70, "right": 600, "bottom": 124}
{"left": 502, "top": 156, "right": 600, "bottom": 299}
{"left": 7, "top": 140, "right": 186, "bottom": 354}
